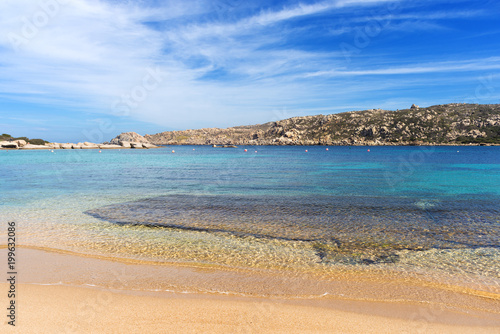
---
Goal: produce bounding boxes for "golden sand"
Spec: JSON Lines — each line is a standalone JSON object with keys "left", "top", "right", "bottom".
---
{"left": 1, "top": 247, "right": 499, "bottom": 333}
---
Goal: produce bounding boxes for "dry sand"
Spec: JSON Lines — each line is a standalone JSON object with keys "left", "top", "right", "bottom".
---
{"left": 1, "top": 247, "right": 499, "bottom": 333}
{"left": 1, "top": 284, "right": 499, "bottom": 334}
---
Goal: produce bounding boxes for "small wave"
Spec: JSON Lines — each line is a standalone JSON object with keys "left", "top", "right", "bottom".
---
{"left": 414, "top": 199, "right": 438, "bottom": 210}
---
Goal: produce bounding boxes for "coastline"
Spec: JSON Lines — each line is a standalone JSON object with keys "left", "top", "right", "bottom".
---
{"left": 2, "top": 143, "right": 499, "bottom": 150}
{"left": 2, "top": 247, "right": 499, "bottom": 333}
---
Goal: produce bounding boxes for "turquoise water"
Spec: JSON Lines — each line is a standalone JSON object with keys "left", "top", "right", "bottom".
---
{"left": 1, "top": 146, "right": 499, "bottom": 283}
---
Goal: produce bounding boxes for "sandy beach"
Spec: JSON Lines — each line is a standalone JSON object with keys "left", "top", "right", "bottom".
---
{"left": 1, "top": 283, "right": 499, "bottom": 334}
{"left": 1, "top": 247, "right": 499, "bottom": 333}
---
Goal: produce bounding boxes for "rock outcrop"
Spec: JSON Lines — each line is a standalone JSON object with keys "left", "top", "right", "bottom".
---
{"left": 110, "top": 132, "right": 148, "bottom": 145}
{"left": 0, "top": 141, "right": 18, "bottom": 149}
{"left": 1, "top": 137, "right": 157, "bottom": 150}
{"left": 145, "top": 103, "right": 500, "bottom": 146}
{"left": 106, "top": 133, "right": 158, "bottom": 149}
{"left": 20, "top": 144, "right": 49, "bottom": 149}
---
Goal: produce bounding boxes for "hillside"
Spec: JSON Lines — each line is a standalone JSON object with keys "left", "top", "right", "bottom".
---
{"left": 143, "top": 103, "right": 500, "bottom": 146}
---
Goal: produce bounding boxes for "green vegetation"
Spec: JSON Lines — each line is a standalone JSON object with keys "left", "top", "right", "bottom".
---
{"left": 29, "top": 138, "right": 49, "bottom": 145}
{"left": 175, "top": 135, "right": 190, "bottom": 141}
{"left": 0, "top": 133, "right": 49, "bottom": 144}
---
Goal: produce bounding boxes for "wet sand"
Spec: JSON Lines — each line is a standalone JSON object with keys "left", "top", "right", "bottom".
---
{"left": 1, "top": 247, "right": 499, "bottom": 333}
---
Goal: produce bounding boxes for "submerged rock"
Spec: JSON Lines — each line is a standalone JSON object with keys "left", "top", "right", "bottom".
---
{"left": 85, "top": 194, "right": 500, "bottom": 265}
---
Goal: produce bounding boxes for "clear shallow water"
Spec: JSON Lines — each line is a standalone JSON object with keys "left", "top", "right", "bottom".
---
{"left": 1, "top": 146, "right": 499, "bottom": 293}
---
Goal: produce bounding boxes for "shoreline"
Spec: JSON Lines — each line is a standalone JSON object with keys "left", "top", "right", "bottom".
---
{"left": 2, "top": 143, "right": 499, "bottom": 151}
{"left": 1, "top": 247, "right": 499, "bottom": 332}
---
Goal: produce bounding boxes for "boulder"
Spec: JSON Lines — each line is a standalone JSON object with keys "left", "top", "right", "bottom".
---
{"left": 110, "top": 132, "right": 148, "bottom": 145}
{"left": 72, "top": 143, "right": 84, "bottom": 149}
{"left": 0, "top": 141, "right": 18, "bottom": 149}
{"left": 130, "top": 142, "right": 144, "bottom": 148}
{"left": 16, "top": 140, "right": 27, "bottom": 147}
{"left": 99, "top": 144, "right": 123, "bottom": 149}
{"left": 82, "top": 142, "right": 99, "bottom": 149}
{"left": 142, "top": 143, "right": 158, "bottom": 148}
{"left": 46, "top": 143, "right": 61, "bottom": 149}
{"left": 120, "top": 141, "right": 131, "bottom": 148}
{"left": 20, "top": 144, "right": 49, "bottom": 149}
{"left": 60, "top": 143, "right": 73, "bottom": 149}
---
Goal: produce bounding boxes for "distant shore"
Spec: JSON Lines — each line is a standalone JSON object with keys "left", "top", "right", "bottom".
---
{"left": 1, "top": 142, "right": 499, "bottom": 150}
{"left": 0, "top": 140, "right": 158, "bottom": 150}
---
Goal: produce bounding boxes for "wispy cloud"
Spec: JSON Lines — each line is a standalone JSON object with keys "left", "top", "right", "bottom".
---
{"left": 304, "top": 57, "right": 500, "bottom": 77}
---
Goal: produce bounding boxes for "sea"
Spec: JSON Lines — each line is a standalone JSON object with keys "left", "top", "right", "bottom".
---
{"left": 1, "top": 145, "right": 499, "bottom": 298}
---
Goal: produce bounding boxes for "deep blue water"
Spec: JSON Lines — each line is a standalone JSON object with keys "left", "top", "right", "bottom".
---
{"left": 2, "top": 145, "right": 500, "bottom": 200}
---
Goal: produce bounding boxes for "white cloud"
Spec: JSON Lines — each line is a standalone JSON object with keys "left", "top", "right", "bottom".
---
{"left": 0, "top": 0, "right": 496, "bottom": 134}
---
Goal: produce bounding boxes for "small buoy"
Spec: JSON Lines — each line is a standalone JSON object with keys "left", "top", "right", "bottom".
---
{"left": 305, "top": 150, "right": 308, "bottom": 152}
{"left": 244, "top": 149, "right": 247, "bottom": 152}
{"left": 457, "top": 151, "right": 459, "bottom": 153}
{"left": 193, "top": 148, "right": 195, "bottom": 151}
{"left": 326, "top": 148, "right": 329, "bottom": 151}
{"left": 255, "top": 151, "right": 257, "bottom": 153}
{"left": 99, "top": 150, "right": 101, "bottom": 153}
{"left": 51, "top": 150, "right": 54, "bottom": 153}
{"left": 172, "top": 150, "right": 175, "bottom": 153}
{"left": 367, "top": 149, "right": 370, "bottom": 152}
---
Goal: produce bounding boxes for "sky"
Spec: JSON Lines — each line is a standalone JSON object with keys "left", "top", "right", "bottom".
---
{"left": 0, "top": 0, "right": 499, "bottom": 143}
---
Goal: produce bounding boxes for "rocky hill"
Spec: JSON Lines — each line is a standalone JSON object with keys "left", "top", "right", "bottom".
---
{"left": 142, "top": 103, "right": 500, "bottom": 146}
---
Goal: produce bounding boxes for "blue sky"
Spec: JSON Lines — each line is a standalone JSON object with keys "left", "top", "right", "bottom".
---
{"left": 1, "top": 0, "right": 499, "bottom": 142}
